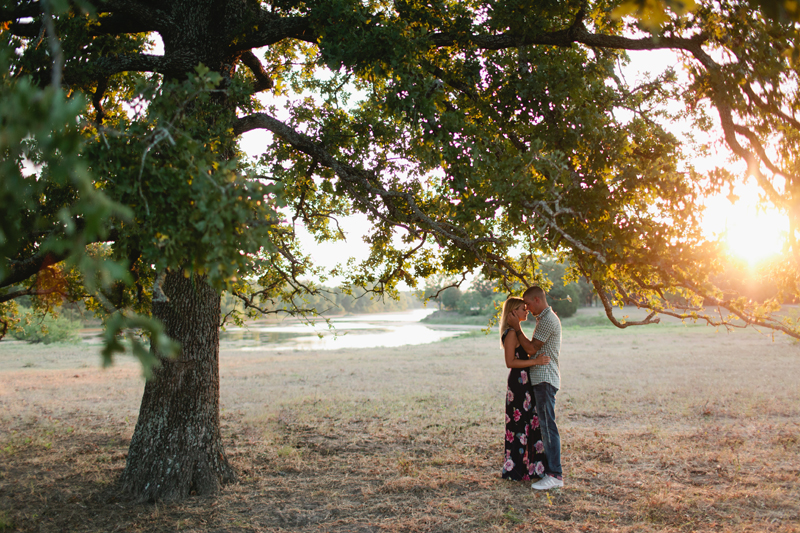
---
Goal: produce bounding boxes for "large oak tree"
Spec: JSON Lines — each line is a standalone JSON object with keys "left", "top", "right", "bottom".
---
{"left": 2, "top": 0, "right": 799, "bottom": 500}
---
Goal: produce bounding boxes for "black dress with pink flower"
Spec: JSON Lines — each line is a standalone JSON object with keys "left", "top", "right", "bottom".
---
{"left": 501, "top": 328, "right": 547, "bottom": 481}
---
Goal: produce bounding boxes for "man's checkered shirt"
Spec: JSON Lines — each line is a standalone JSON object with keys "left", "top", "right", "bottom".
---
{"left": 529, "top": 306, "right": 561, "bottom": 389}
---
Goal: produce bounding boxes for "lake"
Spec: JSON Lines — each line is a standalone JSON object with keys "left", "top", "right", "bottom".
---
{"left": 220, "top": 308, "right": 472, "bottom": 351}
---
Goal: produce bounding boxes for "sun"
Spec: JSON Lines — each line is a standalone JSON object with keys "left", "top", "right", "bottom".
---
{"left": 703, "top": 182, "right": 788, "bottom": 267}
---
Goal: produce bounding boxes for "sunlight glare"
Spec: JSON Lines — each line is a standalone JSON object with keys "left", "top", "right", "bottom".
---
{"left": 703, "top": 181, "right": 788, "bottom": 267}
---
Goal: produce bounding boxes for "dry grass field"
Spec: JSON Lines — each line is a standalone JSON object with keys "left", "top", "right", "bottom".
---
{"left": 1, "top": 309, "right": 799, "bottom": 532}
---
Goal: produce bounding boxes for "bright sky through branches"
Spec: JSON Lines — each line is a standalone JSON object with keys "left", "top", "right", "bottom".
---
{"left": 624, "top": 48, "right": 789, "bottom": 269}
{"left": 703, "top": 180, "right": 788, "bottom": 267}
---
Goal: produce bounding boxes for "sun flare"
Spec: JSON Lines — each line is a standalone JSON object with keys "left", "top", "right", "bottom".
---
{"left": 703, "top": 182, "right": 788, "bottom": 267}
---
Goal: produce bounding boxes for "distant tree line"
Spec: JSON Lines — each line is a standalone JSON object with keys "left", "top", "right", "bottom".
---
{"left": 422, "top": 255, "right": 797, "bottom": 323}
{"left": 421, "top": 261, "right": 597, "bottom": 319}
{"left": 221, "top": 285, "right": 421, "bottom": 320}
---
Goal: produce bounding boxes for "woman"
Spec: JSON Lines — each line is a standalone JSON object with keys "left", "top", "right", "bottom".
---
{"left": 500, "top": 297, "right": 550, "bottom": 481}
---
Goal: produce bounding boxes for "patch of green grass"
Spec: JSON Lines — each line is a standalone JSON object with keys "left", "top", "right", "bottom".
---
{"left": 421, "top": 311, "right": 495, "bottom": 326}
{"left": 561, "top": 312, "right": 614, "bottom": 328}
{"left": 0, "top": 511, "right": 14, "bottom": 532}
{"left": 436, "top": 329, "right": 489, "bottom": 342}
{"left": 276, "top": 446, "right": 297, "bottom": 457}
{"left": 501, "top": 507, "right": 523, "bottom": 524}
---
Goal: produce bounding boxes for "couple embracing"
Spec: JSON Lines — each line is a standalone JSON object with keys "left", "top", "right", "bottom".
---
{"left": 500, "top": 286, "right": 564, "bottom": 491}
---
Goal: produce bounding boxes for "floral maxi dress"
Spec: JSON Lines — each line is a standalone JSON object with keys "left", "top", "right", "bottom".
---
{"left": 501, "top": 329, "right": 547, "bottom": 481}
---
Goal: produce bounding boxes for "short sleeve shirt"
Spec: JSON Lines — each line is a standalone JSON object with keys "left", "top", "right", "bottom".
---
{"left": 528, "top": 306, "right": 561, "bottom": 389}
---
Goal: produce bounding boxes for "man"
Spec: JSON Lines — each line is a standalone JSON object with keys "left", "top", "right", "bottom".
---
{"left": 505, "top": 285, "right": 563, "bottom": 490}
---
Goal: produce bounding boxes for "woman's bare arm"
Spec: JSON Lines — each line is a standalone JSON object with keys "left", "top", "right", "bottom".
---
{"left": 504, "top": 330, "right": 551, "bottom": 369}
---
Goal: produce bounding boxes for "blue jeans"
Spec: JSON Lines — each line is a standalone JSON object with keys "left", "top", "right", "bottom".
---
{"left": 532, "top": 382, "right": 562, "bottom": 478}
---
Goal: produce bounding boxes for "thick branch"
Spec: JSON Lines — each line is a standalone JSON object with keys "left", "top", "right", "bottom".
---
{"left": 230, "top": 13, "right": 316, "bottom": 51}
{"left": 239, "top": 51, "right": 273, "bottom": 92}
{"left": 50, "top": 53, "right": 193, "bottom": 86}
{"left": 2, "top": 0, "right": 162, "bottom": 36}
{"left": 0, "top": 1, "right": 40, "bottom": 21}
{"left": 431, "top": 21, "right": 705, "bottom": 54}
{"left": 592, "top": 279, "right": 661, "bottom": 328}
{"left": 92, "top": 77, "right": 109, "bottom": 124}
{"left": 233, "top": 112, "right": 526, "bottom": 282}
{"left": 6, "top": 21, "right": 41, "bottom": 37}
{"left": 742, "top": 83, "right": 800, "bottom": 131}
{"left": 92, "top": 0, "right": 170, "bottom": 33}
{"left": 732, "top": 123, "right": 797, "bottom": 183}
{"left": 91, "top": 15, "right": 158, "bottom": 35}
{"left": 0, "top": 285, "right": 64, "bottom": 304}
{"left": 1, "top": 252, "right": 67, "bottom": 290}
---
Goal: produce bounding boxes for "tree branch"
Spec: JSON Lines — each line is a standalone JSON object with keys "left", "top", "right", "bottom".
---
{"left": 681, "top": 40, "right": 788, "bottom": 210}
{"left": 92, "top": 0, "right": 170, "bottom": 33}
{"left": 6, "top": 20, "right": 41, "bottom": 37}
{"left": 430, "top": 20, "right": 705, "bottom": 54}
{"left": 742, "top": 82, "right": 800, "bottom": 131}
{"left": 239, "top": 50, "right": 273, "bottom": 93}
{"left": 0, "top": 285, "right": 65, "bottom": 304}
{"left": 233, "top": 112, "right": 527, "bottom": 282}
{"left": 1, "top": 252, "right": 66, "bottom": 290}
{"left": 230, "top": 13, "right": 316, "bottom": 51}
{"left": 732, "top": 123, "right": 797, "bottom": 183}
{"left": 0, "top": 1, "right": 40, "bottom": 22}
{"left": 92, "top": 77, "right": 109, "bottom": 124}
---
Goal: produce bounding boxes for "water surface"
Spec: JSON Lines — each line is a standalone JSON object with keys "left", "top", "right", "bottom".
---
{"left": 221, "top": 308, "right": 469, "bottom": 350}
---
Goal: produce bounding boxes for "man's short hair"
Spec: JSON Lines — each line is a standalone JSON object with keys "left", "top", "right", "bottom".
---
{"left": 522, "top": 286, "right": 546, "bottom": 302}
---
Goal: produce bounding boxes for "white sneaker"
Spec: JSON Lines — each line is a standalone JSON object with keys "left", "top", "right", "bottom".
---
{"left": 531, "top": 475, "right": 564, "bottom": 490}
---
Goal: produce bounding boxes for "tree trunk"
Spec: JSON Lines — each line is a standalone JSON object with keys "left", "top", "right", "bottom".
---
{"left": 120, "top": 270, "right": 236, "bottom": 501}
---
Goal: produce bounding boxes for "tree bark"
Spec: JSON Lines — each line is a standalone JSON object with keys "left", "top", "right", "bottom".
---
{"left": 120, "top": 270, "right": 236, "bottom": 501}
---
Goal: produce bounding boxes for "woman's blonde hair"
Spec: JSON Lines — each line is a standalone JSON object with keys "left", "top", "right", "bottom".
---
{"left": 499, "top": 297, "right": 525, "bottom": 346}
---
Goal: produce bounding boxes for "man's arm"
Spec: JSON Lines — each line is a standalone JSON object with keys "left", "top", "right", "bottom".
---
{"left": 503, "top": 330, "right": 551, "bottom": 368}
{"left": 506, "top": 314, "right": 544, "bottom": 355}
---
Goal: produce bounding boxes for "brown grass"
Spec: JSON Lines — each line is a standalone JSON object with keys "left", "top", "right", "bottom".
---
{"left": 1, "top": 309, "right": 799, "bottom": 532}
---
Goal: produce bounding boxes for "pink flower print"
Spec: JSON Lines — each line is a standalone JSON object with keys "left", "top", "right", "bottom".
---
{"left": 519, "top": 432, "right": 528, "bottom": 446}
{"left": 519, "top": 370, "right": 528, "bottom": 385}
{"left": 505, "top": 413, "right": 511, "bottom": 424}
{"left": 534, "top": 461, "right": 545, "bottom": 476}
{"left": 535, "top": 440, "right": 545, "bottom": 454}
{"left": 507, "top": 390, "right": 514, "bottom": 404}
{"left": 531, "top": 415, "right": 540, "bottom": 430}
{"left": 506, "top": 429, "right": 514, "bottom": 443}
{"left": 528, "top": 462, "right": 537, "bottom": 476}
{"left": 513, "top": 409, "right": 522, "bottom": 422}
{"left": 503, "top": 458, "right": 515, "bottom": 472}
{"left": 525, "top": 424, "right": 530, "bottom": 435}
{"left": 523, "top": 392, "right": 532, "bottom": 411}
{"left": 522, "top": 474, "right": 530, "bottom": 481}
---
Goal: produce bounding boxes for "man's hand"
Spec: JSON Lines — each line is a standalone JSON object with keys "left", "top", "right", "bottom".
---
{"left": 506, "top": 313, "right": 521, "bottom": 330}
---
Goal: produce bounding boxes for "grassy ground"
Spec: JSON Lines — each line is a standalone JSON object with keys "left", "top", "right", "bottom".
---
{"left": 1, "top": 309, "right": 799, "bottom": 532}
